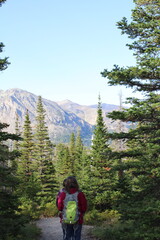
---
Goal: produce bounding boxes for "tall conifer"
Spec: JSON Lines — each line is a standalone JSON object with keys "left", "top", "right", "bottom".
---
{"left": 75, "top": 132, "right": 91, "bottom": 196}
{"left": 0, "top": 124, "right": 22, "bottom": 238}
{"left": 14, "top": 113, "right": 21, "bottom": 150}
{"left": 0, "top": 2, "right": 23, "bottom": 237}
{"left": 55, "top": 143, "right": 71, "bottom": 187}
{"left": 68, "top": 133, "right": 76, "bottom": 175}
{"left": 90, "top": 96, "right": 113, "bottom": 210}
{"left": 74, "top": 131, "right": 83, "bottom": 175}
{"left": 18, "top": 110, "right": 34, "bottom": 177}
{"left": 34, "top": 96, "right": 56, "bottom": 201}
{"left": 101, "top": 0, "right": 160, "bottom": 238}
{"left": 16, "top": 110, "right": 40, "bottom": 214}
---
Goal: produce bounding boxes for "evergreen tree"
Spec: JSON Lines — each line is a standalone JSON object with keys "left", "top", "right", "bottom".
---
{"left": 0, "top": 42, "right": 9, "bottom": 72}
{"left": 75, "top": 136, "right": 92, "bottom": 200}
{"left": 16, "top": 110, "right": 41, "bottom": 209}
{"left": 74, "top": 131, "right": 83, "bottom": 175}
{"left": 0, "top": 123, "right": 22, "bottom": 239}
{"left": 91, "top": 96, "right": 111, "bottom": 168}
{"left": 0, "top": 3, "right": 23, "bottom": 237}
{"left": 0, "top": 1, "right": 9, "bottom": 73}
{"left": 55, "top": 133, "right": 91, "bottom": 201}
{"left": 90, "top": 96, "right": 114, "bottom": 211}
{"left": 14, "top": 113, "right": 21, "bottom": 151}
{"left": 55, "top": 143, "right": 71, "bottom": 187}
{"left": 18, "top": 110, "right": 34, "bottom": 178}
{"left": 0, "top": 0, "right": 6, "bottom": 7}
{"left": 74, "top": 131, "right": 91, "bottom": 191}
{"left": 101, "top": 0, "right": 160, "bottom": 238}
{"left": 34, "top": 96, "right": 56, "bottom": 201}
{"left": 68, "top": 132, "right": 76, "bottom": 175}
{"left": 111, "top": 92, "right": 126, "bottom": 180}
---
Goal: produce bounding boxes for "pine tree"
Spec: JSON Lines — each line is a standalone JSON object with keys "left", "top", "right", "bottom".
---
{"left": 14, "top": 113, "right": 21, "bottom": 151}
{"left": 16, "top": 110, "right": 41, "bottom": 204}
{"left": 0, "top": 123, "right": 22, "bottom": 239}
{"left": 34, "top": 96, "right": 56, "bottom": 202}
{"left": 0, "top": 2, "right": 9, "bottom": 73}
{"left": 0, "top": 0, "right": 6, "bottom": 7}
{"left": 0, "top": 42, "right": 9, "bottom": 72}
{"left": 111, "top": 92, "right": 126, "bottom": 180}
{"left": 91, "top": 96, "right": 111, "bottom": 167}
{"left": 74, "top": 131, "right": 83, "bottom": 175}
{"left": 0, "top": 3, "right": 23, "bottom": 237}
{"left": 18, "top": 110, "right": 34, "bottom": 178}
{"left": 55, "top": 143, "right": 71, "bottom": 187}
{"left": 75, "top": 132, "right": 90, "bottom": 185}
{"left": 68, "top": 132, "right": 76, "bottom": 175}
{"left": 75, "top": 133, "right": 92, "bottom": 198}
{"left": 90, "top": 96, "right": 114, "bottom": 211}
{"left": 101, "top": 0, "right": 160, "bottom": 238}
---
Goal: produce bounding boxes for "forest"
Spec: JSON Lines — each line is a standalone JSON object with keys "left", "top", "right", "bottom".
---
{"left": 0, "top": 0, "right": 160, "bottom": 239}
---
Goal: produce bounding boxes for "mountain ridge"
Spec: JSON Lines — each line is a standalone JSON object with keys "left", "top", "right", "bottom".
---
{"left": 0, "top": 88, "right": 121, "bottom": 145}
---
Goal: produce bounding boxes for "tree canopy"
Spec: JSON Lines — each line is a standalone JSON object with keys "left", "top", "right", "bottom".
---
{"left": 101, "top": 0, "right": 160, "bottom": 239}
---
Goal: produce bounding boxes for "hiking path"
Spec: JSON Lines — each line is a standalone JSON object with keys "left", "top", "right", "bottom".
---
{"left": 36, "top": 217, "right": 98, "bottom": 240}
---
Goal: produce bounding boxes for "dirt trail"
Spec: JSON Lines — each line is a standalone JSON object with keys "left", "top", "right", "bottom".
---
{"left": 36, "top": 217, "right": 97, "bottom": 240}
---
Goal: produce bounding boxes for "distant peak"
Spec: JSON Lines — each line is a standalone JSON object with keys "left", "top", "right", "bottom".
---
{"left": 57, "top": 99, "right": 79, "bottom": 105}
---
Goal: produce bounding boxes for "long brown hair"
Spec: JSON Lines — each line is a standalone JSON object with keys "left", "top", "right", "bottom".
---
{"left": 64, "top": 176, "right": 79, "bottom": 193}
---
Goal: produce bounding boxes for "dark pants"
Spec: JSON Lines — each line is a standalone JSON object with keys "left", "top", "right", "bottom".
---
{"left": 62, "top": 223, "right": 82, "bottom": 240}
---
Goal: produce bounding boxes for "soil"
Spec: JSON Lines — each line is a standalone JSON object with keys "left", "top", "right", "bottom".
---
{"left": 36, "top": 217, "right": 97, "bottom": 240}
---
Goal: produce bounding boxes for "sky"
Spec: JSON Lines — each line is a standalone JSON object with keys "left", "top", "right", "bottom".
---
{"left": 0, "top": 0, "right": 141, "bottom": 106}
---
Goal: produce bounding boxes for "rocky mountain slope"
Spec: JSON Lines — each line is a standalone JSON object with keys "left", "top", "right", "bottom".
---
{"left": 0, "top": 88, "right": 122, "bottom": 145}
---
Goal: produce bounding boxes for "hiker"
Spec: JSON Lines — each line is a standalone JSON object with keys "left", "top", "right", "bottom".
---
{"left": 57, "top": 176, "right": 87, "bottom": 240}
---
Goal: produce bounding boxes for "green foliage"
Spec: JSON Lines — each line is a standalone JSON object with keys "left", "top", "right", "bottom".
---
{"left": 100, "top": 1, "right": 160, "bottom": 239}
{"left": 55, "top": 143, "right": 72, "bottom": 187}
{"left": 16, "top": 223, "right": 40, "bottom": 240}
{"left": 93, "top": 217, "right": 160, "bottom": 240}
{"left": 55, "top": 132, "right": 92, "bottom": 194}
{"left": 1, "top": 5, "right": 159, "bottom": 240}
{"left": 15, "top": 98, "right": 58, "bottom": 219}
{"left": 33, "top": 96, "right": 57, "bottom": 201}
{"left": 40, "top": 202, "right": 58, "bottom": 217}
{"left": 0, "top": 123, "right": 24, "bottom": 239}
{"left": 18, "top": 110, "right": 34, "bottom": 177}
{"left": 89, "top": 96, "right": 117, "bottom": 211}
{"left": 68, "top": 132, "right": 76, "bottom": 175}
{"left": 0, "top": 42, "right": 10, "bottom": 71}
{"left": 19, "top": 197, "right": 58, "bottom": 219}
{"left": 18, "top": 197, "right": 41, "bottom": 220}
{"left": 0, "top": 3, "right": 10, "bottom": 72}
{"left": 0, "top": 0, "right": 7, "bottom": 7}
{"left": 92, "top": 222, "right": 133, "bottom": 240}
{"left": 101, "top": 1, "right": 160, "bottom": 92}
{"left": 84, "top": 209, "right": 120, "bottom": 226}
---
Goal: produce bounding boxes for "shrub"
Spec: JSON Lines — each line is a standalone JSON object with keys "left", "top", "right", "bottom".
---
{"left": 84, "top": 209, "right": 100, "bottom": 225}
{"left": 1, "top": 224, "right": 41, "bottom": 240}
{"left": 41, "top": 202, "right": 58, "bottom": 217}
{"left": 19, "top": 199, "right": 41, "bottom": 220}
{"left": 92, "top": 222, "right": 133, "bottom": 240}
{"left": 17, "top": 223, "right": 41, "bottom": 240}
{"left": 84, "top": 209, "right": 120, "bottom": 225}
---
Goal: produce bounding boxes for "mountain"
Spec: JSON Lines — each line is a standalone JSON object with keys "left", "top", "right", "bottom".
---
{"left": 0, "top": 88, "right": 123, "bottom": 146}
{"left": 57, "top": 100, "right": 124, "bottom": 132}
{"left": 90, "top": 103, "right": 120, "bottom": 112}
{"left": 0, "top": 89, "right": 93, "bottom": 145}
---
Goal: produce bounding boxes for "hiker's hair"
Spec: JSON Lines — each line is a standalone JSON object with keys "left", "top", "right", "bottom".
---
{"left": 63, "top": 178, "right": 67, "bottom": 187}
{"left": 64, "top": 176, "right": 79, "bottom": 193}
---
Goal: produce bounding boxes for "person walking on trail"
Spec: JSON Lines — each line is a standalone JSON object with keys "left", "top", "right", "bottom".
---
{"left": 57, "top": 176, "right": 87, "bottom": 240}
